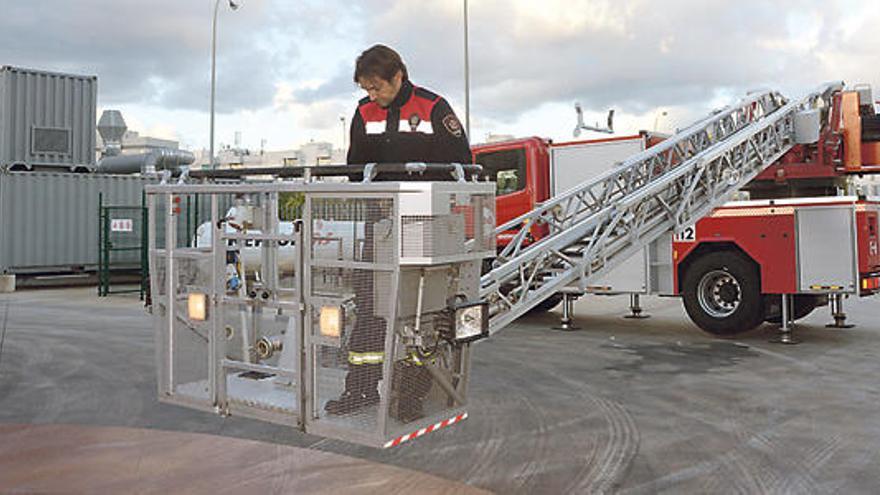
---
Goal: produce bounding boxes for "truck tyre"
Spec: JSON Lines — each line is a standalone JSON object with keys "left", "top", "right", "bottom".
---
{"left": 682, "top": 251, "right": 764, "bottom": 336}
{"left": 528, "top": 293, "right": 564, "bottom": 313}
{"left": 763, "top": 294, "right": 820, "bottom": 324}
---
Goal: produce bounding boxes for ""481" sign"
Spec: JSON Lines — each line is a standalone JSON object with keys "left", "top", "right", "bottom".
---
{"left": 110, "top": 219, "right": 134, "bottom": 232}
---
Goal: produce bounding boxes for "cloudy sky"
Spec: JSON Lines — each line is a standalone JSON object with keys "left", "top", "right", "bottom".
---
{"left": 2, "top": 0, "right": 878, "bottom": 153}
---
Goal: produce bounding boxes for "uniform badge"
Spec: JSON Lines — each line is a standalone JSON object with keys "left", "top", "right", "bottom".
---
{"left": 443, "top": 114, "right": 463, "bottom": 138}
{"left": 408, "top": 113, "right": 421, "bottom": 132}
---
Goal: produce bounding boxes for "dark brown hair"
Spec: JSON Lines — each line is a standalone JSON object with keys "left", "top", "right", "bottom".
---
{"left": 353, "top": 44, "right": 408, "bottom": 83}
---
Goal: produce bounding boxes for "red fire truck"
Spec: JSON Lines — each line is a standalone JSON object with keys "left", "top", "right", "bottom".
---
{"left": 473, "top": 84, "right": 880, "bottom": 336}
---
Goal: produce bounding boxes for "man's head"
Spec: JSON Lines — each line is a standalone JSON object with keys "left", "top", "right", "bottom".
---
{"left": 354, "top": 44, "right": 408, "bottom": 108}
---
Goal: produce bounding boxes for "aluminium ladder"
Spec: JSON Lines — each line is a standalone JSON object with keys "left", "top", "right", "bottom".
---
{"left": 481, "top": 82, "right": 844, "bottom": 334}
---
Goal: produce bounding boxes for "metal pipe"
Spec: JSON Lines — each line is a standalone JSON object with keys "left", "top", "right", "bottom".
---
{"left": 165, "top": 193, "right": 177, "bottom": 393}
{"left": 210, "top": 194, "right": 221, "bottom": 407}
{"left": 781, "top": 293, "right": 789, "bottom": 331}
{"left": 775, "top": 293, "right": 798, "bottom": 344}
{"left": 414, "top": 270, "right": 425, "bottom": 335}
{"left": 238, "top": 257, "right": 252, "bottom": 364}
{"left": 188, "top": 162, "right": 482, "bottom": 181}
{"left": 425, "top": 363, "right": 466, "bottom": 406}
{"left": 96, "top": 148, "right": 195, "bottom": 174}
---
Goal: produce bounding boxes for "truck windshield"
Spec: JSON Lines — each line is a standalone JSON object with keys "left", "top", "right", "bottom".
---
{"left": 474, "top": 148, "right": 527, "bottom": 196}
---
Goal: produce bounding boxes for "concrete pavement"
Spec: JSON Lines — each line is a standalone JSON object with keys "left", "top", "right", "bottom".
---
{"left": 0, "top": 287, "right": 878, "bottom": 493}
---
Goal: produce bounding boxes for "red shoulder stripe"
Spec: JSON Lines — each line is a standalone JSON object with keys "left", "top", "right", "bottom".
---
{"left": 400, "top": 85, "right": 438, "bottom": 122}
{"left": 358, "top": 100, "right": 387, "bottom": 123}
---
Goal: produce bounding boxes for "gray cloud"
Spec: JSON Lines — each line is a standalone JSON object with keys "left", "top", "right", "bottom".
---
{"left": 293, "top": 71, "right": 355, "bottom": 102}
{"left": 0, "top": 0, "right": 314, "bottom": 113}
{"left": 351, "top": 0, "right": 869, "bottom": 123}
{"left": 2, "top": 0, "right": 876, "bottom": 134}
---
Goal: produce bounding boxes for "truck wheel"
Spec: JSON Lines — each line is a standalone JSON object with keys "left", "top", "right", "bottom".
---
{"left": 763, "top": 295, "right": 819, "bottom": 324}
{"left": 682, "top": 251, "right": 764, "bottom": 336}
{"left": 528, "top": 293, "right": 564, "bottom": 313}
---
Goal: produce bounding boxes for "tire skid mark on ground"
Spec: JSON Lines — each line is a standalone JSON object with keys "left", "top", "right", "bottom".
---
{"left": 570, "top": 396, "right": 640, "bottom": 494}
{"left": 772, "top": 433, "right": 845, "bottom": 494}
{"left": 741, "top": 431, "right": 794, "bottom": 493}
{"left": 626, "top": 421, "right": 850, "bottom": 494}
{"left": 501, "top": 388, "right": 551, "bottom": 489}
{"left": 802, "top": 435, "right": 843, "bottom": 470}
{"left": 620, "top": 399, "right": 828, "bottom": 493}
{"left": 528, "top": 368, "right": 639, "bottom": 494}
{"left": 464, "top": 352, "right": 639, "bottom": 493}
{"left": 702, "top": 442, "right": 775, "bottom": 494}
{"left": 698, "top": 419, "right": 847, "bottom": 495}
{"left": 457, "top": 390, "right": 513, "bottom": 485}
{"left": 751, "top": 433, "right": 809, "bottom": 494}
{"left": 740, "top": 413, "right": 852, "bottom": 494}
{"left": 456, "top": 355, "right": 553, "bottom": 491}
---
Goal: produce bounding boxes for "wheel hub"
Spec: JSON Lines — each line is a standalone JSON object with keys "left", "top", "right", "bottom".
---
{"left": 698, "top": 270, "right": 742, "bottom": 318}
{"left": 716, "top": 281, "right": 739, "bottom": 304}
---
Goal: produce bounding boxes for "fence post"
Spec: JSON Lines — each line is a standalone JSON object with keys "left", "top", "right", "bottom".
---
{"left": 98, "top": 192, "right": 104, "bottom": 297}
{"left": 141, "top": 190, "right": 148, "bottom": 300}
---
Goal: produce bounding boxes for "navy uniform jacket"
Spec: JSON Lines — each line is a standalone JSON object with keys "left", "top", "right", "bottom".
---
{"left": 347, "top": 80, "right": 472, "bottom": 165}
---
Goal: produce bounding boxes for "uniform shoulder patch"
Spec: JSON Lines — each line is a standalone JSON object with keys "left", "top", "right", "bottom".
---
{"left": 442, "top": 114, "right": 463, "bottom": 138}
{"left": 414, "top": 86, "right": 439, "bottom": 101}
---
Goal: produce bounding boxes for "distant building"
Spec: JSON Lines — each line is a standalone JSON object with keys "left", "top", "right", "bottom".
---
{"left": 196, "top": 140, "right": 346, "bottom": 169}
{"left": 95, "top": 129, "right": 182, "bottom": 159}
{"left": 483, "top": 133, "right": 516, "bottom": 144}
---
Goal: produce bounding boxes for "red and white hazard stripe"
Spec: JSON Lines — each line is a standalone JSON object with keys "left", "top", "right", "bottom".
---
{"left": 383, "top": 412, "right": 468, "bottom": 448}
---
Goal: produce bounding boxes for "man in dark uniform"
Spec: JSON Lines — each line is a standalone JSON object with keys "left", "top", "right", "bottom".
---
{"left": 324, "top": 44, "right": 471, "bottom": 418}
{"left": 346, "top": 45, "right": 471, "bottom": 166}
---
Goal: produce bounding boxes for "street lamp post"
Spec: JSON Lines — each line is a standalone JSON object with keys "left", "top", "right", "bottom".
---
{"left": 209, "top": 0, "right": 241, "bottom": 170}
{"left": 340, "top": 115, "right": 347, "bottom": 153}
{"left": 463, "top": 0, "right": 470, "bottom": 139}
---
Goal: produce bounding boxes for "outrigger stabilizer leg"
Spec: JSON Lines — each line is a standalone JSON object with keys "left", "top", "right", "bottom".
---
{"left": 772, "top": 293, "right": 799, "bottom": 345}
{"left": 554, "top": 292, "right": 580, "bottom": 331}
{"left": 825, "top": 293, "right": 854, "bottom": 329}
{"left": 623, "top": 293, "right": 650, "bottom": 319}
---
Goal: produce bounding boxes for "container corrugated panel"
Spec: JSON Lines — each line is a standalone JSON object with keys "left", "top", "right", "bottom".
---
{"left": 0, "top": 66, "right": 97, "bottom": 171}
{"left": 0, "top": 171, "right": 234, "bottom": 274}
{"left": 0, "top": 172, "right": 145, "bottom": 273}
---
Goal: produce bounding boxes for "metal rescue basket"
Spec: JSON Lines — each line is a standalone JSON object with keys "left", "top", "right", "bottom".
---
{"left": 146, "top": 166, "right": 494, "bottom": 448}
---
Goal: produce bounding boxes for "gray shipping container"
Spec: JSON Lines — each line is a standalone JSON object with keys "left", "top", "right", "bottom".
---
{"left": 0, "top": 66, "right": 97, "bottom": 172}
{"left": 0, "top": 171, "right": 230, "bottom": 275}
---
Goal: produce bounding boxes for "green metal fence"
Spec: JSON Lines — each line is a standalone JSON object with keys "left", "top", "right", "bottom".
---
{"left": 97, "top": 192, "right": 148, "bottom": 298}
